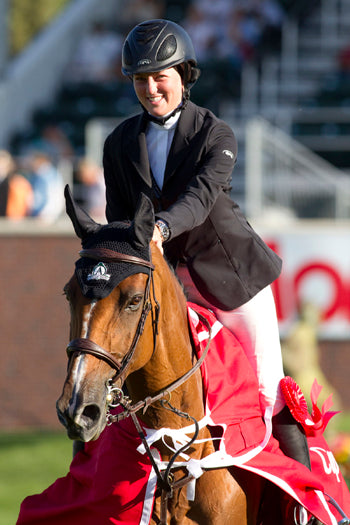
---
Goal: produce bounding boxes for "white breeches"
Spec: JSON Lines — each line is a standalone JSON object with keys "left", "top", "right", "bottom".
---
{"left": 176, "top": 266, "right": 286, "bottom": 415}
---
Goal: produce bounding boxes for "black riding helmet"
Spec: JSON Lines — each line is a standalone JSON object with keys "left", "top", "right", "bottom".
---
{"left": 122, "top": 19, "right": 200, "bottom": 88}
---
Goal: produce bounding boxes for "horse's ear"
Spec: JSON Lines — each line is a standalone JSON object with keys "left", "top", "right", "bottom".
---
{"left": 131, "top": 193, "right": 155, "bottom": 248}
{"left": 64, "top": 184, "right": 101, "bottom": 240}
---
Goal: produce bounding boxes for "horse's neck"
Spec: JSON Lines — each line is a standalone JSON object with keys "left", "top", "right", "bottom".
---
{"left": 153, "top": 245, "right": 194, "bottom": 374}
{"left": 129, "top": 246, "right": 205, "bottom": 429}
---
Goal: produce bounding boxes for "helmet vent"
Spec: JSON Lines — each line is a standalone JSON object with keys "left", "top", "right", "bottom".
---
{"left": 156, "top": 35, "right": 177, "bottom": 62}
{"left": 136, "top": 21, "right": 163, "bottom": 45}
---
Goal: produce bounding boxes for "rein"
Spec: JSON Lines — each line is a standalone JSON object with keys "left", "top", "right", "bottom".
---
{"left": 105, "top": 309, "right": 212, "bottom": 525}
{"left": 106, "top": 312, "right": 212, "bottom": 423}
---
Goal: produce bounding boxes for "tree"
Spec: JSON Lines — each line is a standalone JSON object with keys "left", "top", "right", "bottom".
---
{"left": 9, "top": 0, "right": 71, "bottom": 55}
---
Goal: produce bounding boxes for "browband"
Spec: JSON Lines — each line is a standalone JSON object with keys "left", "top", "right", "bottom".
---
{"left": 79, "top": 248, "right": 154, "bottom": 270}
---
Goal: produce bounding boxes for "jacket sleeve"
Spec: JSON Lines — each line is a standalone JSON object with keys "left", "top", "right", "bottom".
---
{"left": 156, "top": 121, "right": 237, "bottom": 240}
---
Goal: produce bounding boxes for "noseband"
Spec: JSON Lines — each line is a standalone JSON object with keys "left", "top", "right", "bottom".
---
{"left": 66, "top": 247, "right": 158, "bottom": 382}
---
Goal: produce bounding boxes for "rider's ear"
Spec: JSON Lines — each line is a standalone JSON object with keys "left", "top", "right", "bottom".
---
{"left": 64, "top": 184, "right": 101, "bottom": 240}
{"left": 131, "top": 193, "right": 155, "bottom": 248}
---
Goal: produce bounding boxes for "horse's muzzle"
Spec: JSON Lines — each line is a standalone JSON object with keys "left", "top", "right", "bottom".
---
{"left": 56, "top": 398, "right": 105, "bottom": 442}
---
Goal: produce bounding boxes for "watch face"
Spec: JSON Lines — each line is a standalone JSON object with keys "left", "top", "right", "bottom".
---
{"left": 156, "top": 221, "right": 169, "bottom": 241}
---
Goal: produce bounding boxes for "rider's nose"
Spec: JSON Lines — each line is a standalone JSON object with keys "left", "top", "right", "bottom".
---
{"left": 146, "top": 76, "right": 158, "bottom": 95}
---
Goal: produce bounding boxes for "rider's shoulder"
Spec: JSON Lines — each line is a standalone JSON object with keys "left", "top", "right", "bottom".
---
{"left": 106, "top": 113, "right": 143, "bottom": 145}
{"left": 189, "top": 101, "right": 234, "bottom": 136}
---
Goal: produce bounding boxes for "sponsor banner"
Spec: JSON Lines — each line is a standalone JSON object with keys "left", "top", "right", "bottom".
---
{"left": 259, "top": 224, "right": 350, "bottom": 339}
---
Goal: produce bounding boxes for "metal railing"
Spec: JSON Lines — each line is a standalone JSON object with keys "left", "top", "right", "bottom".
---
{"left": 239, "top": 0, "right": 350, "bottom": 118}
{"left": 245, "top": 118, "right": 350, "bottom": 221}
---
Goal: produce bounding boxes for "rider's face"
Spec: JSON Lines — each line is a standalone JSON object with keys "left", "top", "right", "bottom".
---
{"left": 133, "top": 67, "right": 184, "bottom": 117}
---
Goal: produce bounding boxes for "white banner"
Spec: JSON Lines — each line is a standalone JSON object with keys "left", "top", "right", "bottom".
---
{"left": 259, "top": 224, "right": 350, "bottom": 340}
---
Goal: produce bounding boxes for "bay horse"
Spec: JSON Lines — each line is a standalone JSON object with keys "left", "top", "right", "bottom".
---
{"left": 56, "top": 186, "right": 279, "bottom": 525}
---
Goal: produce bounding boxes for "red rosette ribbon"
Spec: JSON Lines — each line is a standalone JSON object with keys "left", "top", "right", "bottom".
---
{"left": 280, "top": 377, "right": 340, "bottom": 436}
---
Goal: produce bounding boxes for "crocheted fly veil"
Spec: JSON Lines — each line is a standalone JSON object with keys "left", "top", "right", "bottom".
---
{"left": 64, "top": 185, "right": 155, "bottom": 299}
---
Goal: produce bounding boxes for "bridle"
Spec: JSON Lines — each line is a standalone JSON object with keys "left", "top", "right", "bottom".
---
{"left": 66, "top": 247, "right": 158, "bottom": 384}
{"left": 66, "top": 246, "right": 211, "bottom": 410}
{"left": 65, "top": 246, "right": 212, "bottom": 524}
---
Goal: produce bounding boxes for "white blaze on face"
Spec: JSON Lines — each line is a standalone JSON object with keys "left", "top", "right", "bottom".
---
{"left": 68, "top": 301, "right": 97, "bottom": 418}
{"left": 81, "top": 300, "right": 97, "bottom": 339}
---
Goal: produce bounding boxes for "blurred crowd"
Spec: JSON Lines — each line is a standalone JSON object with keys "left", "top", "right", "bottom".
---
{"left": 64, "top": 0, "right": 285, "bottom": 86}
{"left": 0, "top": 149, "right": 64, "bottom": 221}
{"left": 0, "top": 147, "right": 105, "bottom": 222}
{"left": 183, "top": 0, "right": 284, "bottom": 67}
{"left": 1, "top": 0, "right": 310, "bottom": 222}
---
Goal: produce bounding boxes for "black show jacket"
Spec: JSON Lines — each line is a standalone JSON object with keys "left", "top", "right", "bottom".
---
{"left": 103, "top": 101, "right": 282, "bottom": 310}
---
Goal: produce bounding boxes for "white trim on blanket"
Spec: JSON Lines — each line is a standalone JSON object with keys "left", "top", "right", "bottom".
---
{"left": 137, "top": 407, "right": 273, "bottom": 502}
{"left": 140, "top": 449, "right": 160, "bottom": 525}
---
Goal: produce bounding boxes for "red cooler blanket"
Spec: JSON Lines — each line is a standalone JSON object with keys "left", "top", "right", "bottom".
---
{"left": 17, "top": 303, "right": 350, "bottom": 525}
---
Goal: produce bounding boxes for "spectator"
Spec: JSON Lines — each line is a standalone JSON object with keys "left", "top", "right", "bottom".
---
{"left": 0, "top": 150, "right": 33, "bottom": 218}
{"left": 22, "top": 124, "right": 74, "bottom": 163}
{"left": 192, "top": 0, "right": 233, "bottom": 27}
{"left": 183, "top": 0, "right": 285, "bottom": 65}
{"left": 26, "top": 152, "right": 64, "bottom": 221}
{"left": 244, "top": 0, "right": 285, "bottom": 54}
{"left": 74, "top": 157, "right": 106, "bottom": 220}
{"left": 116, "top": 0, "right": 165, "bottom": 33}
{"left": 66, "top": 21, "right": 123, "bottom": 83}
{"left": 182, "top": 4, "right": 218, "bottom": 63}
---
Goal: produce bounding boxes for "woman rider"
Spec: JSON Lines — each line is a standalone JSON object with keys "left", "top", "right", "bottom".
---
{"left": 103, "top": 19, "right": 316, "bottom": 522}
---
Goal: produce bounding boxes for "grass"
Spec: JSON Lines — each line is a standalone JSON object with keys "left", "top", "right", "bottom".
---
{"left": 0, "top": 430, "right": 72, "bottom": 525}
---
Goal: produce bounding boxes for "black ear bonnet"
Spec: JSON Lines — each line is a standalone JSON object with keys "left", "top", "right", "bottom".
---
{"left": 75, "top": 222, "right": 151, "bottom": 300}
{"left": 64, "top": 185, "right": 154, "bottom": 300}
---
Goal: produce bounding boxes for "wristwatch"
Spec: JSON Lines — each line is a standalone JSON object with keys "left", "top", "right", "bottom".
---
{"left": 155, "top": 219, "right": 170, "bottom": 242}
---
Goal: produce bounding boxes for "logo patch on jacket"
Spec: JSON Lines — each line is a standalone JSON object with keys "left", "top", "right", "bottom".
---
{"left": 222, "top": 149, "right": 234, "bottom": 159}
{"left": 87, "top": 262, "right": 111, "bottom": 282}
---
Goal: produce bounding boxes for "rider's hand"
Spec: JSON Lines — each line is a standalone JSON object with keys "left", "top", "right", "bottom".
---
{"left": 152, "top": 225, "right": 164, "bottom": 254}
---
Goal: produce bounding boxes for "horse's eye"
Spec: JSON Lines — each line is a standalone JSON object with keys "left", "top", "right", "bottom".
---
{"left": 126, "top": 294, "right": 143, "bottom": 311}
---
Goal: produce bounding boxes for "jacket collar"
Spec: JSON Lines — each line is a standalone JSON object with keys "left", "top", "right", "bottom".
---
{"left": 125, "top": 101, "right": 198, "bottom": 187}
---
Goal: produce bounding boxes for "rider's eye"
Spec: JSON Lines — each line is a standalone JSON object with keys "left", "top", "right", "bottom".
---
{"left": 126, "top": 295, "right": 143, "bottom": 311}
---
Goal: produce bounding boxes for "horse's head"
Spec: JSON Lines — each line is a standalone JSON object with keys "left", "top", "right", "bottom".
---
{"left": 56, "top": 186, "right": 157, "bottom": 442}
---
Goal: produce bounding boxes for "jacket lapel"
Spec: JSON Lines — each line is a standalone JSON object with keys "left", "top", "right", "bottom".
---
{"left": 164, "top": 101, "right": 197, "bottom": 183}
{"left": 125, "top": 113, "right": 152, "bottom": 187}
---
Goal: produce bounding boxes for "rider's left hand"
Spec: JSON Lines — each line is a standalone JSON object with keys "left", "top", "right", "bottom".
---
{"left": 152, "top": 226, "right": 164, "bottom": 254}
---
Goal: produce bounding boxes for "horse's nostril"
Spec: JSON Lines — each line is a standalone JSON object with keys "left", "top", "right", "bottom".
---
{"left": 82, "top": 404, "right": 100, "bottom": 422}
